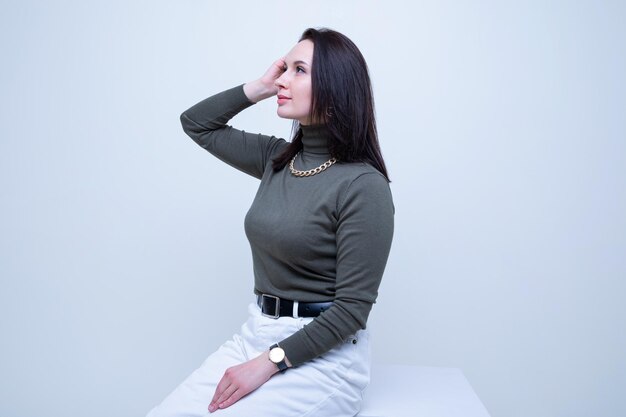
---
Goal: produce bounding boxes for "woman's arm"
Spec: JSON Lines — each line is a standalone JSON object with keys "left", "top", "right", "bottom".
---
{"left": 179, "top": 59, "right": 288, "bottom": 179}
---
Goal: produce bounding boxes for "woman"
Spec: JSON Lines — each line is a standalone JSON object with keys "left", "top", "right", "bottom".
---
{"left": 147, "top": 27, "right": 394, "bottom": 417}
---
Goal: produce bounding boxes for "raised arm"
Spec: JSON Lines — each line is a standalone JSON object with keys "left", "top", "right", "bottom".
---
{"left": 180, "top": 59, "right": 289, "bottom": 179}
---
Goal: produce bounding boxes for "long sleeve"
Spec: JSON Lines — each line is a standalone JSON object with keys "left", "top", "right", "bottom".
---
{"left": 277, "top": 172, "right": 395, "bottom": 366}
{"left": 180, "top": 84, "right": 288, "bottom": 179}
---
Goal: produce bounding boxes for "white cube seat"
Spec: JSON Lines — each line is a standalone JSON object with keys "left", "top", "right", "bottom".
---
{"left": 356, "top": 364, "right": 491, "bottom": 417}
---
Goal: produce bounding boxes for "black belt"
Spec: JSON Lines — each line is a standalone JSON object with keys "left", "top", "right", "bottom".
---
{"left": 256, "top": 294, "right": 333, "bottom": 318}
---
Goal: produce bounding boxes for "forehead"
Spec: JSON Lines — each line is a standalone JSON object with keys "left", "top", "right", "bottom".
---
{"left": 285, "top": 39, "right": 314, "bottom": 64}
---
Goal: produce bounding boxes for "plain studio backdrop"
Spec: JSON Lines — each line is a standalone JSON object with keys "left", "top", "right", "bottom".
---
{"left": 1, "top": 1, "right": 624, "bottom": 416}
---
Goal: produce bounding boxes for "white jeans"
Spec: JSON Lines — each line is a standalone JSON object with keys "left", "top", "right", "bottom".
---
{"left": 146, "top": 301, "right": 371, "bottom": 417}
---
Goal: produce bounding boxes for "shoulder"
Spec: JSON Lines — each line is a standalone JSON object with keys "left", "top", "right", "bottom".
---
{"left": 335, "top": 162, "right": 390, "bottom": 191}
{"left": 334, "top": 162, "right": 394, "bottom": 213}
{"left": 332, "top": 161, "right": 388, "bottom": 184}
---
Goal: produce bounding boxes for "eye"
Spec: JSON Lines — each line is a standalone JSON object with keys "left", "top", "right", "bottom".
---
{"left": 296, "top": 66, "right": 306, "bottom": 73}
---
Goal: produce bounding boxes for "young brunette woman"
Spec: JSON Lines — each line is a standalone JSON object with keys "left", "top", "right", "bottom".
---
{"left": 147, "top": 27, "right": 394, "bottom": 417}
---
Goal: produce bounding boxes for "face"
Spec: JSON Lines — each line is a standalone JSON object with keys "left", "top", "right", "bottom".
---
{"left": 275, "top": 39, "right": 314, "bottom": 125}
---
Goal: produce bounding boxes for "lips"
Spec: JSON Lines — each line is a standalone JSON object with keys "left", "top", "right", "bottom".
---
{"left": 277, "top": 94, "right": 291, "bottom": 106}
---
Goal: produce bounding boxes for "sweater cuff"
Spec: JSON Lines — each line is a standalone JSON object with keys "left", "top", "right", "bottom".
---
{"left": 279, "top": 328, "right": 322, "bottom": 368}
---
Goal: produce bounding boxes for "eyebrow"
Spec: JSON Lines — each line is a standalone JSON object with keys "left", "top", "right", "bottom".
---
{"left": 286, "top": 59, "right": 310, "bottom": 67}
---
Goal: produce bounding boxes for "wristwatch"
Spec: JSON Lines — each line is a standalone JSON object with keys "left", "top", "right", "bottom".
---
{"left": 268, "top": 343, "right": 288, "bottom": 373}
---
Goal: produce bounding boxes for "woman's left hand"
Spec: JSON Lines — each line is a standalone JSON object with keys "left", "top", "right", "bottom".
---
{"left": 208, "top": 351, "right": 279, "bottom": 413}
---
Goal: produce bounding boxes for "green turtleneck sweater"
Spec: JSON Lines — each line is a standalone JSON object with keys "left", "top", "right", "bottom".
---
{"left": 180, "top": 84, "right": 394, "bottom": 367}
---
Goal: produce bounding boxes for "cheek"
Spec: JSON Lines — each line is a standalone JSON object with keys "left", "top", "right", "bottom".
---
{"left": 295, "top": 81, "right": 312, "bottom": 99}
{"left": 298, "top": 85, "right": 312, "bottom": 108}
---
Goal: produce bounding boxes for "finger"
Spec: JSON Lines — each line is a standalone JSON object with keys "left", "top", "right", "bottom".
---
{"left": 208, "top": 382, "right": 232, "bottom": 413}
{"left": 210, "top": 374, "right": 232, "bottom": 405}
{"left": 209, "top": 389, "right": 236, "bottom": 414}
{"left": 274, "top": 59, "right": 287, "bottom": 74}
{"left": 215, "top": 383, "right": 238, "bottom": 407}
{"left": 262, "top": 60, "right": 287, "bottom": 85}
{"left": 218, "top": 387, "right": 245, "bottom": 410}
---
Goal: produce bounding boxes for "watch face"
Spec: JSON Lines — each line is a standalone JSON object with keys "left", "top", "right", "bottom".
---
{"left": 269, "top": 347, "right": 285, "bottom": 363}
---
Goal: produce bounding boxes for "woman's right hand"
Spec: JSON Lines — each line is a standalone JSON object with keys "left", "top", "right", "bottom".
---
{"left": 243, "top": 57, "right": 286, "bottom": 103}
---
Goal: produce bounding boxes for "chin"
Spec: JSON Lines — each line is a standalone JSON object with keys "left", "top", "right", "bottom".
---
{"left": 276, "top": 109, "right": 290, "bottom": 119}
{"left": 277, "top": 109, "right": 308, "bottom": 124}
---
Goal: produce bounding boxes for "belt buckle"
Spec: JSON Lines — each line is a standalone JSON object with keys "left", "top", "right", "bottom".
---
{"left": 261, "top": 294, "right": 280, "bottom": 319}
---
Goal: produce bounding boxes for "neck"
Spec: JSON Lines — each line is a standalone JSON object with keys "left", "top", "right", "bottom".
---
{"left": 300, "top": 124, "right": 331, "bottom": 156}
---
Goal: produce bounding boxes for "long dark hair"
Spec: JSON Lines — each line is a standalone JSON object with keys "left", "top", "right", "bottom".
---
{"left": 271, "top": 28, "right": 389, "bottom": 181}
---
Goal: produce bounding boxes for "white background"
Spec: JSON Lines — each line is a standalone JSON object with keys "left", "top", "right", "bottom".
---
{"left": 1, "top": 1, "right": 624, "bottom": 416}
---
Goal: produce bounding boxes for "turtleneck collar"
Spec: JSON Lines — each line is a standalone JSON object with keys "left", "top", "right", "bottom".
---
{"left": 300, "top": 124, "right": 331, "bottom": 156}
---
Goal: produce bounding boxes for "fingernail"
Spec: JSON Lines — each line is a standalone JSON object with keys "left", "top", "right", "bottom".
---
{"left": 208, "top": 404, "right": 216, "bottom": 413}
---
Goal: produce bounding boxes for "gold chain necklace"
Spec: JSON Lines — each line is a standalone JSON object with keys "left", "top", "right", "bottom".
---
{"left": 289, "top": 152, "right": 337, "bottom": 177}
